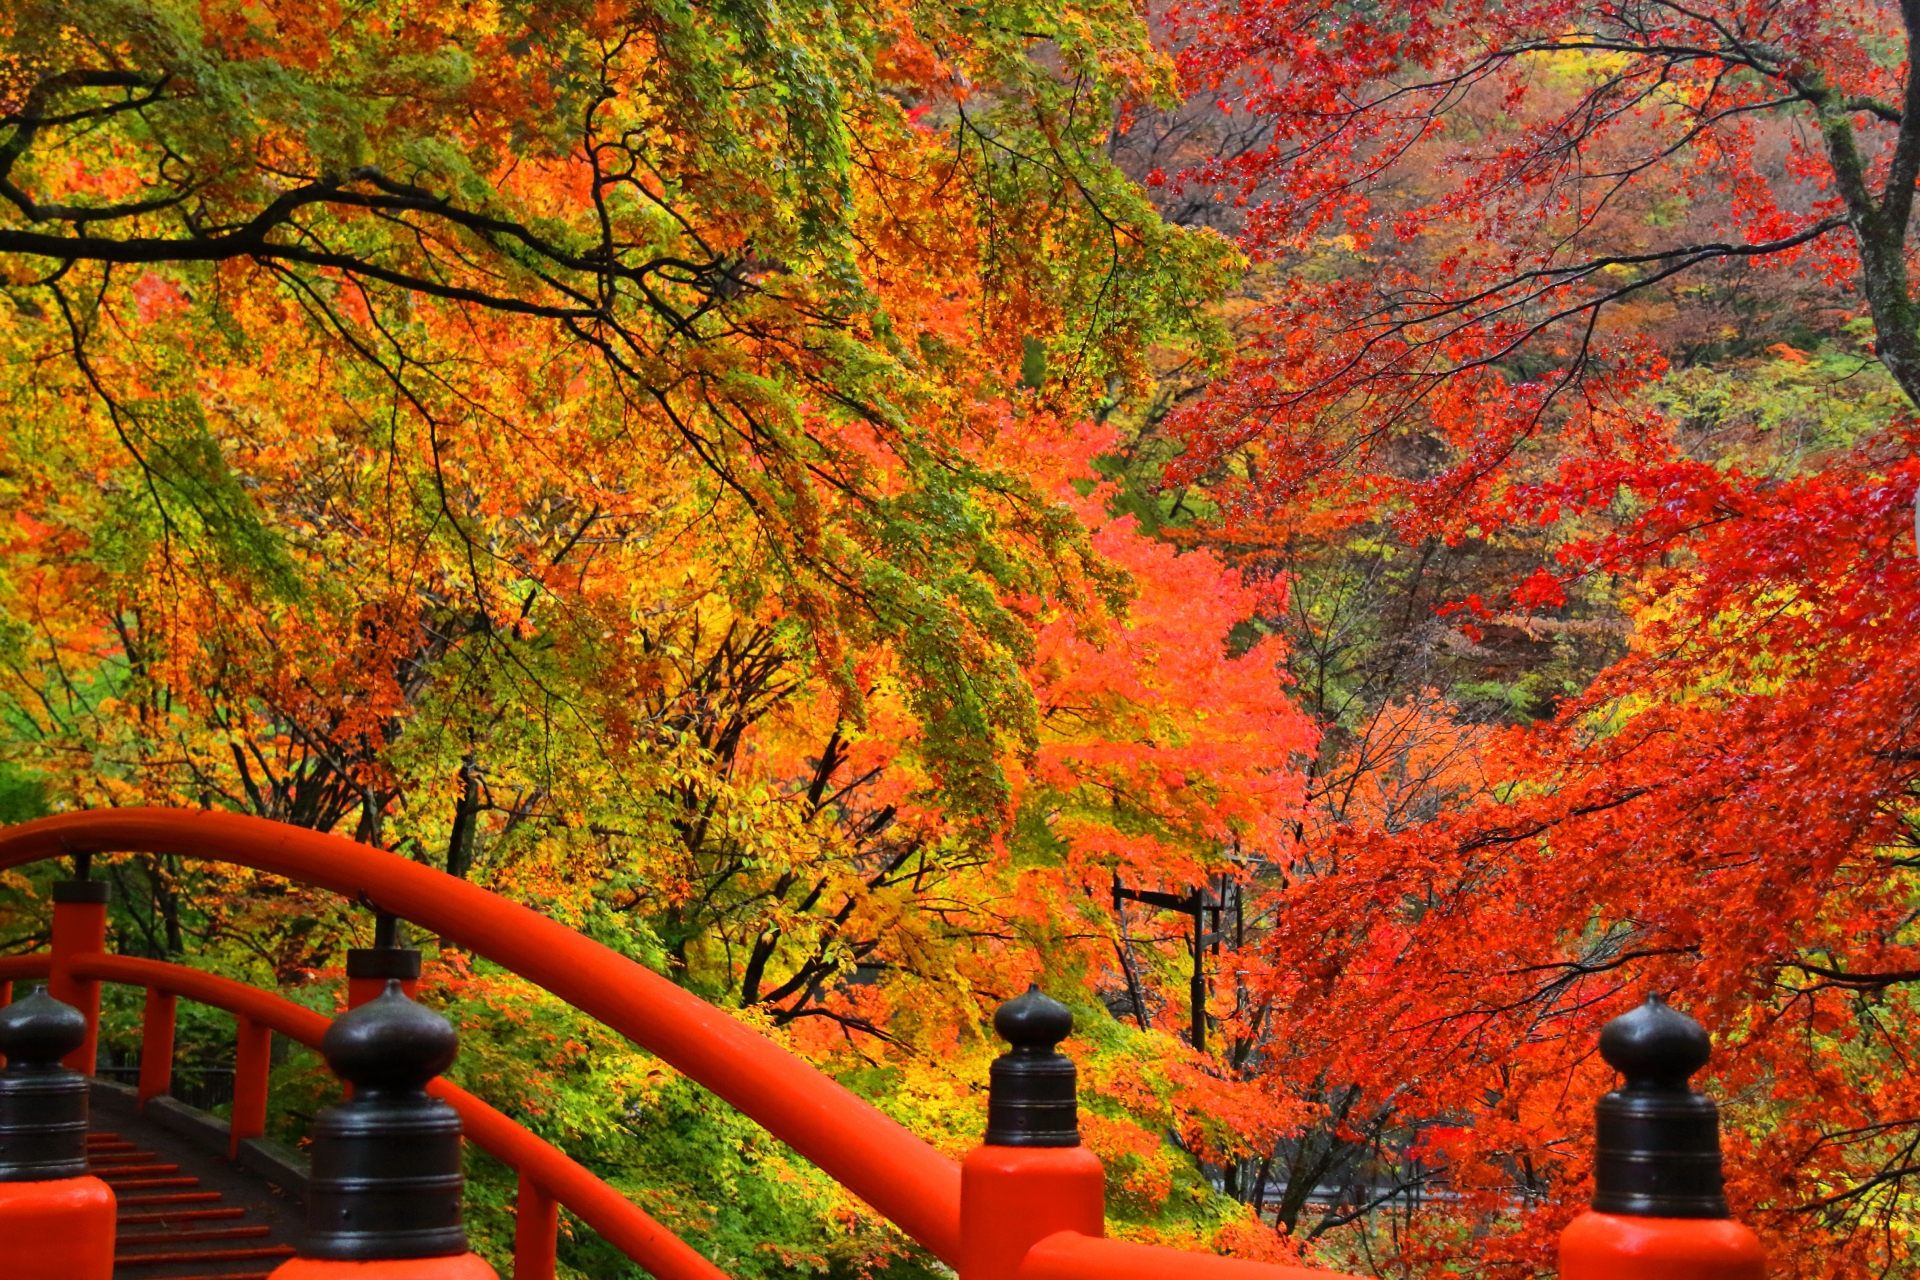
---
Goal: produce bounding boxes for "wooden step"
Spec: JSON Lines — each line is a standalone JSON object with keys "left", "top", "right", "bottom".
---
{"left": 97, "top": 1163, "right": 182, "bottom": 1176}
{"left": 118, "top": 1207, "right": 248, "bottom": 1226}
{"left": 113, "top": 1245, "right": 297, "bottom": 1268}
{"left": 105, "top": 1176, "right": 201, "bottom": 1189}
{"left": 91, "top": 1150, "right": 162, "bottom": 1165}
{"left": 118, "top": 1223, "right": 272, "bottom": 1241}
{"left": 117, "top": 1191, "right": 222, "bottom": 1206}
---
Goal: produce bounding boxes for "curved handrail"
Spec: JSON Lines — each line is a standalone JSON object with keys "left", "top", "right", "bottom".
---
{"left": 0, "top": 953, "right": 52, "bottom": 983}
{"left": 0, "top": 809, "right": 963, "bottom": 1261}
{"left": 73, "top": 953, "right": 331, "bottom": 1044}
{"left": 59, "top": 952, "right": 728, "bottom": 1280}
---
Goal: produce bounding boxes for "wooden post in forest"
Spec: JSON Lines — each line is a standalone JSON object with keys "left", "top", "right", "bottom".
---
{"left": 1111, "top": 879, "right": 1217, "bottom": 1052}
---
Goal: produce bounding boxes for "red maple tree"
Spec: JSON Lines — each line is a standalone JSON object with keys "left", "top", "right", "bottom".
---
{"left": 1152, "top": 1, "right": 1920, "bottom": 1275}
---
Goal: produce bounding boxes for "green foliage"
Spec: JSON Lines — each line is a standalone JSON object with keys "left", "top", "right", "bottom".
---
{"left": 1648, "top": 337, "right": 1910, "bottom": 475}
{"left": 432, "top": 963, "right": 955, "bottom": 1278}
{"left": 0, "top": 760, "right": 48, "bottom": 825}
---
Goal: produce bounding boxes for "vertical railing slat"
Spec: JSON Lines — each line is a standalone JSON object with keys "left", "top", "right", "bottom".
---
{"left": 515, "top": 1169, "right": 561, "bottom": 1280}
{"left": 229, "top": 1015, "right": 272, "bottom": 1158}
{"left": 137, "top": 988, "right": 176, "bottom": 1106}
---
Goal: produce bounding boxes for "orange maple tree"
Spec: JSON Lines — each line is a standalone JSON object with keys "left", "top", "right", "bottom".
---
{"left": 0, "top": 0, "right": 1312, "bottom": 1271}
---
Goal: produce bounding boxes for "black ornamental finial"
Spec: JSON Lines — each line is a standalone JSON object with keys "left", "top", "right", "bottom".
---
{"left": 303, "top": 980, "right": 468, "bottom": 1259}
{"left": 1592, "top": 995, "right": 1729, "bottom": 1218}
{"left": 0, "top": 987, "right": 91, "bottom": 1181}
{"left": 984, "top": 985, "right": 1079, "bottom": 1147}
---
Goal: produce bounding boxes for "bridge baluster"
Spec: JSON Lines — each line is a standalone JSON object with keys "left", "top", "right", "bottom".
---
{"left": 1558, "top": 995, "right": 1766, "bottom": 1279}
{"left": 514, "top": 1169, "right": 561, "bottom": 1280}
{"left": 270, "top": 978, "right": 497, "bottom": 1279}
{"left": 0, "top": 986, "right": 117, "bottom": 1280}
{"left": 136, "top": 987, "right": 175, "bottom": 1106}
{"left": 232, "top": 1014, "right": 274, "bottom": 1157}
{"left": 959, "top": 985, "right": 1104, "bottom": 1280}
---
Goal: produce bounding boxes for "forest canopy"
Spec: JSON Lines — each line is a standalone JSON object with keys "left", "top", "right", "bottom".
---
{"left": 3, "top": 0, "right": 1919, "bottom": 1277}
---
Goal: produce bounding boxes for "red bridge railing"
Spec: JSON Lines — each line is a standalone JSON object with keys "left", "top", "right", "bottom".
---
{"left": 0, "top": 949, "right": 720, "bottom": 1280}
{"left": 0, "top": 808, "right": 1765, "bottom": 1280}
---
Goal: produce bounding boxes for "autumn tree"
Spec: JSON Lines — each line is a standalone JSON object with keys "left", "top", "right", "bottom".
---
{"left": 0, "top": 0, "right": 1251, "bottom": 817}
{"left": 0, "top": 0, "right": 1331, "bottom": 1273}
{"left": 1163, "top": 0, "right": 1920, "bottom": 525}
{"left": 1129, "top": 0, "right": 1920, "bottom": 1275}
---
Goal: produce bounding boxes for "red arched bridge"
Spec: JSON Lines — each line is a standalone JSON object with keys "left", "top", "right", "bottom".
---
{"left": 0, "top": 809, "right": 1765, "bottom": 1280}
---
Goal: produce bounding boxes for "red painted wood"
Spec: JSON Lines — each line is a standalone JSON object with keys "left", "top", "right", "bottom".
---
{"left": 49, "top": 896, "right": 107, "bottom": 1074}
{"left": 959, "top": 1146, "right": 1103, "bottom": 1280}
{"left": 115, "top": 1243, "right": 296, "bottom": 1266}
{"left": 230, "top": 1016, "right": 273, "bottom": 1158}
{"left": 0, "top": 1175, "right": 117, "bottom": 1280}
{"left": 0, "top": 954, "right": 52, "bottom": 982}
{"left": 1023, "top": 1234, "right": 1367, "bottom": 1280}
{"left": 1559, "top": 1212, "right": 1767, "bottom": 1280}
{"left": 0, "top": 810, "right": 1415, "bottom": 1280}
{"left": 268, "top": 1253, "right": 498, "bottom": 1279}
{"left": 514, "top": 1170, "right": 560, "bottom": 1280}
{"left": 138, "top": 988, "right": 176, "bottom": 1106}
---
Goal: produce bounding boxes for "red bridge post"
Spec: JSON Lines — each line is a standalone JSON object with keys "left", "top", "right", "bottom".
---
{"left": 1559, "top": 996, "right": 1766, "bottom": 1279}
{"left": 0, "top": 987, "right": 117, "bottom": 1279}
{"left": 959, "top": 986, "right": 1104, "bottom": 1280}
{"left": 48, "top": 864, "right": 109, "bottom": 1075}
